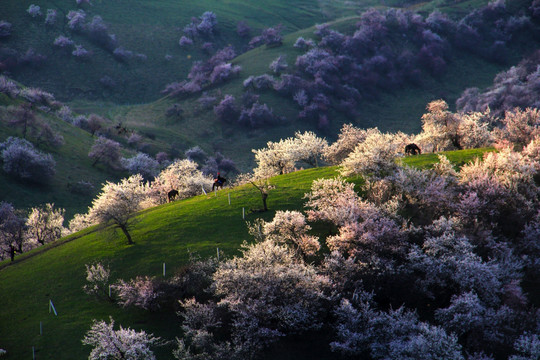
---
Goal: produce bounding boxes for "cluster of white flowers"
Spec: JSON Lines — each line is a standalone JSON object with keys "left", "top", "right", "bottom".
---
{"left": 252, "top": 131, "right": 328, "bottom": 179}
{"left": 82, "top": 317, "right": 160, "bottom": 360}
{"left": 83, "top": 262, "right": 110, "bottom": 298}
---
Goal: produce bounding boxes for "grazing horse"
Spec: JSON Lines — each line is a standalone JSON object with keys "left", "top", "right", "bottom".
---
{"left": 167, "top": 189, "right": 179, "bottom": 202}
{"left": 212, "top": 174, "right": 226, "bottom": 191}
{"left": 405, "top": 143, "right": 421, "bottom": 155}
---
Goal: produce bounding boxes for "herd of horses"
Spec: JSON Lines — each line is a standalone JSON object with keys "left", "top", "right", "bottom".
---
{"left": 167, "top": 174, "right": 227, "bottom": 202}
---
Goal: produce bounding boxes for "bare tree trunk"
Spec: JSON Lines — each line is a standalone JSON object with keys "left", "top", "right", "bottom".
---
{"left": 119, "top": 225, "right": 133, "bottom": 244}
{"left": 250, "top": 181, "right": 269, "bottom": 212}
{"left": 262, "top": 193, "right": 268, "bottom": 212}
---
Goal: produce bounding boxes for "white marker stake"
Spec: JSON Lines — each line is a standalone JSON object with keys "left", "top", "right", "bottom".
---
{"left": 217, "top": 247, "right": 220, "bottom": 262}
{"left": 49, "top": 300, "right": 57, "bottom": 316}
{"left": 214, "top": 189, "right": 217, "bottom": 197}
{"left": 228, "top": 193, "right": 231, "bottom": 205}
{"left": 242, "top": 207, "right": 245, "bottom": 219}
{"left": 201, "top": 186, "right": 207, "bottom": 195}
{"left": 163, "top": 262, "right": 166, "bottom": 277}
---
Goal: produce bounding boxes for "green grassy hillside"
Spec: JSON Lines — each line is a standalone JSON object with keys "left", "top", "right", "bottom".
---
{"left": 0, "top": 94, "right": 128, "bottom": 220}
{"left": 0, "top": 0, "right": 425, "bottom": 104}
{"left": 0, "top": 0, "right": 507, "bottom": 105}
{"left": 0, "top": 147, "right": 493, "bottom": 360}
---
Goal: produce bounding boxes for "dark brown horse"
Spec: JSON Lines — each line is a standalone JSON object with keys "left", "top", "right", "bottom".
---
{"left": 167, "top": 189, "right": 179, "bottom": 202}
{"left": 405, "top": 143, "right": 421, "bottom": 155}
{"left": 212, "top": 174, "right": 226, "bottom": 191}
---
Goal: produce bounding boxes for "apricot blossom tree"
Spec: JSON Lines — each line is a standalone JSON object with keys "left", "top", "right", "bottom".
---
{"left": 88, "top": 175, "right": 148, "bottom": 244}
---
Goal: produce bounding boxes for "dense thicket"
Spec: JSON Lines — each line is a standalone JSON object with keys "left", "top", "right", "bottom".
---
{"left": 457, "top": 50, "right": 540, "bottom": 117}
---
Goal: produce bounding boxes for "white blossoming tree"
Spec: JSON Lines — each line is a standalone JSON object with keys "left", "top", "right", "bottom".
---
{"left": 88, "top": 175, "right": 148, "bottom": 244}
{"left": 292, "top": 131, "right": 328, "bottom": 167}
{"left": 323, "top": 124, "right": 374, "bottom": 165}
{"left": 416, "top": 99, "right": 461, "bottom": 152}
{"left": 262, "top": 210, "right": 320, "bottom": 257}
{"left": 82, "top": 317, "right": 161, "bottom": 360}
{"left": 25, "top": 203, "right": 65, "bottom": 246}
{"left": 150, "top": 159, "right": 212, "bottom": 204}
{"left": 339, "top": 128, "right": 406, "bottom": 178}
{"left": 83, "top": 262, "right": 111, "bottom": 300}
{"left": 252, "top": 138, "right": 297, "bottom": 178}
{"left": 212, "top": 240, "right": 329, "bottom": 357}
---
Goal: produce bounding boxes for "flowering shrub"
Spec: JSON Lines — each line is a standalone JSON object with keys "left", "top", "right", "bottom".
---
{"left": 0, "top": 76, "right": 19, "bottom": 97}
{"left": 213, "top": 95, "right": 238, "bottom": 123}
{"left": 113, "top": 47, "right": 133, "bottom": 62}
{"left": 494, "top": 108, "right": 540, "bottom": 149}
{"left": 88, "top": 137, "right": 122, "bottom": 169}
{"left": 0, "top": 202, "right": 27, "bottom": 262}
{"left": 45, "top": 9, "right": 57, "bottom": 25}
{"left": 0, "top": 21, "right": 12, "bottom": 38}
{"left": 238, "top": 102, "right": 279, "bottom": 128}
{"left": 83, "top": 262, "right": 111, "bottom": 299}
{"left": 331, "top": 299, "right": 463, "bottom": 359}
{"left": 112, "top": 276, "right": 162, "bottom": 310}
{"left": 72, "top": 45, "right": 91, "bottom": 59}
{"left": 262, "top": 210, "right": 320, "bottom": 257}
{"left": 27, "top": 5, "right": 42, "bottom": 18}
{"left": 304, "top": 177, "right": 362, "bottom": 227}
{"left": 54, "top": 35, "right": 74, "bottom": 48}
{"left": 83, "top": 317, "right": 161, "bottom": 360}
{"left": 213, "top": 240, "right": 329, "bottom": 354}
{"left": 66, "top": 10, "right": 86, "bottom": 31}
{"left": 236, "top": 20, "right": 250, "bottom": 38}
{"left": 26, "top": 203, "right": 65, "bottom": 246}
{"left": 269, "top": 55, "right": 288, "bottom": 74}
{"left": 122, "top": 153, "right": 160, "bottom": 180}
{"left": 339, "top": 128, "right": 406, "bottom": 178}
{"left": 0, "top": 137, "right": 55, "bottom": 184}
{"left": 178, "top": 36, "right": 193, "bottom": 47}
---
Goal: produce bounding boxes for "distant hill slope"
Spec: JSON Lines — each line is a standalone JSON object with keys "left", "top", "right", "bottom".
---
{"left": 108, "top": 8, "right": 531, "bottom": 170}
{"left": 0, "top": 148, "right": 494, "bottom": 360}
{"left": 0, "top": 0, "right": 420, "bottom": 104}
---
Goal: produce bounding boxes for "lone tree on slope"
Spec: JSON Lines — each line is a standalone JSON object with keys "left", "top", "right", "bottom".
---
{"left": 89, "top": 175, "right": 147, "bottom": 244}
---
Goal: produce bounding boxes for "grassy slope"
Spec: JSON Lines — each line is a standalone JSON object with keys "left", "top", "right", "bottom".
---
{"left": 0, "top": 0, "right": 402, "bottom": 104}
{"left": 0, "top": 94, "right": 128, "bottom": 220}
{"left": 0, "top": 148, "right": 493, "bottom": 360}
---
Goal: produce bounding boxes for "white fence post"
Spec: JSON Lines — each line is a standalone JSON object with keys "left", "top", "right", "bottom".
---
{"left": 242, "top": 207, "right": 245, "bottom": 219}
{"left": 163, "top": 262, "right": 166, "bottom": 277}
{"left": 49, "top": 300, "right": 57, "bottom": 316}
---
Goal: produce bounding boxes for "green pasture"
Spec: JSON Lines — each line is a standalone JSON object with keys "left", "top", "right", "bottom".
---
{"left": 0, "top": 148, "right": 493, "bottom": 360}
{"left": 0, "top": 0, "right": 420, "bottom": 104}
